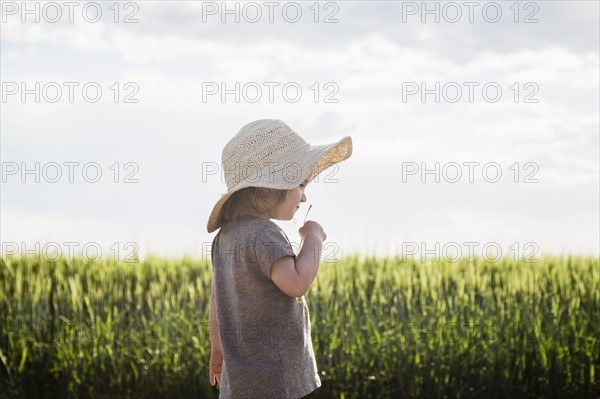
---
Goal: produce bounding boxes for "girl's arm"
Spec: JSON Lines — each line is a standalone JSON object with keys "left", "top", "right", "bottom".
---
{"left": 208, "top": 276, "right": 222, "bottom": 386}
{"left": 208, "top": 276, "right": 222, "bottom": 348}
{"left": 270, "top": 229, "right": 325, "bottom": 298}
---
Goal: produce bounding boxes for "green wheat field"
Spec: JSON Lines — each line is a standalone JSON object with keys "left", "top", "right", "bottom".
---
{"left": 0, "top": 253, "right": 598, "bottom": 399}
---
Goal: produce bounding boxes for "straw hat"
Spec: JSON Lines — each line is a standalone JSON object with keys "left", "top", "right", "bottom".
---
{"left": 206, "top": 119, "right": 353, "bottom": 233}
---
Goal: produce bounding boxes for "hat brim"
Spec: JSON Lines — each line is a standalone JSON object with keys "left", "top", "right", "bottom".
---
{"left": 206, "top": 135, "right": 352, "bottom": 233}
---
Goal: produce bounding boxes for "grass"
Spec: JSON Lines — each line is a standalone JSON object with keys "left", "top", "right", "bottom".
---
{"left": 0, "top": 253, "right": 598, "bottom": 398}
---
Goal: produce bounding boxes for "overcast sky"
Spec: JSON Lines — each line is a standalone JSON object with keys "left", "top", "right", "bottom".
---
{"left": 1, "top": 1, "right": 598, "bottom": 261}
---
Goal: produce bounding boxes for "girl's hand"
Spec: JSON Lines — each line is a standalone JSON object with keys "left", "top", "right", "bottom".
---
{"left": 209, "top": 347, "right": 223, "bottom": 387}
{"left": 299, "top": 220, "right": 327, "bottom": 242}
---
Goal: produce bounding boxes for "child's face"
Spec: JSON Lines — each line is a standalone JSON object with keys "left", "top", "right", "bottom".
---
{"left": 273, "top": 179, "right": 308, "bottom": 220}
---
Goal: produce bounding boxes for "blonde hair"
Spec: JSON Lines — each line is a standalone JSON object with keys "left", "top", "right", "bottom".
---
{"left": 220, "top": 186, "right": 287, "bottom": 226}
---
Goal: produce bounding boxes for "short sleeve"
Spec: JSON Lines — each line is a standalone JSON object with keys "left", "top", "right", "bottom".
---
{"left": 254, "top": 224, "right": 296, "bottom": 279}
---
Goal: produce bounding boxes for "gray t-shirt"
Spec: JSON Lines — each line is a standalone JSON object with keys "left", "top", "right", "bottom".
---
{"left": 211, "top": 214, "right": 321, "bottom": 399}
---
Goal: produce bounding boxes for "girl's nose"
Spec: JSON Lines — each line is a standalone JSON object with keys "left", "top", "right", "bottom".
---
{"left": 301, "top": 193, "right": 307, "bottom": 202}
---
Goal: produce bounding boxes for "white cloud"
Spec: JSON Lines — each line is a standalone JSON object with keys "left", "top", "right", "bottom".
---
{"left": 2, "top": 2, "right": 598, "bottom": 258}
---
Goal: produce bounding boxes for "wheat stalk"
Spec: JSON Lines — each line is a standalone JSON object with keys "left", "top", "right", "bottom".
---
{"left": 303, "top": 204, "right": 313, "bottom": 224}
{"left": 299, "top": 204, "right": 313, "bottom": 249}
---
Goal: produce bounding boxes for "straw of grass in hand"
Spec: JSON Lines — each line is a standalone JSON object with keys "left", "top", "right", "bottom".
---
{"left": 299, "top": 204, "right": 313, "bottom": 249}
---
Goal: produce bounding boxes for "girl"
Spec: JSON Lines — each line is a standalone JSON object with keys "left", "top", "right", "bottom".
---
{"left": 207, "top": 119, "right": 352, "bottom": 398}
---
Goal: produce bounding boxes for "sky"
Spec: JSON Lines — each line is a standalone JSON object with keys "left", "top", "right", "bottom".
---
{"left": 1, "top": 1, "right": 599, "bottom": 262}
